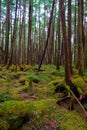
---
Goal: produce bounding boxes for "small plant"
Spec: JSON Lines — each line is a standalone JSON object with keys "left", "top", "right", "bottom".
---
{"left": 0, "top": 91, "right": 10, "bottom": 102}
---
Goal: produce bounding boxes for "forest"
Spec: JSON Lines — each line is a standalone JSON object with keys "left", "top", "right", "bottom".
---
{"left": 0, "top": 0, "right": 87, "bottom": 129}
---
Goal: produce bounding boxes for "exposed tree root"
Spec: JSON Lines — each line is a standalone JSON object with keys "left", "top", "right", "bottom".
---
{"left": 56, "top": 80, "right": 87, "bottom": 117}
{"left": 66, "top": 86, "right": 87, "bottom": 116}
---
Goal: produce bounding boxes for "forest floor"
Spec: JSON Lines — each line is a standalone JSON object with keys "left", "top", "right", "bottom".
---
{"left": 0, "top": 64, "right": 87, "bottom": 130}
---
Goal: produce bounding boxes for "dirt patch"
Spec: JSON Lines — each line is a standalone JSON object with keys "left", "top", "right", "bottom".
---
{"left": 18, "top": 91, "right": 38, "bottom": 101}
{"left": 42, "top": 121, "right": 59, "bottom": 130}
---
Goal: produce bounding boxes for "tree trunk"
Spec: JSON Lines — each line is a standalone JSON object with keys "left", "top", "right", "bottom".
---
{"left": 6, "top": 0, "right": 18, "bottom": 69}
{"left": 22, "top": 0, "right": 26, "bottom": 65}
{"left": 59, "top": 0, "right": 71, "bottom": 84}
{"left": 84, "top": 28, "right": 87, "bottom": 69}
{"left": 27, "top": 0, "right": 33, "bottom": 65}
{"left": 38, "top": 0, "right": 55, "bottom": 71}
{"left": 4, "top": 0, "right": 10, "bottom": 64}
{"left": 0, "top": 0, "right": 1, "bottom": 47}
{"left": 77, "top": 0, "right": 84, "bottom": 75}
{"left": 74, "top": 0, "right": 77, "bottom": 65}
{"left": 18, "top": 0, "right": 22, "bottom": 64}
{"left": 68, "top": 0, "right": 73, "bottom": 74}
{"left": 56, "top": 1, "right": 61, "bottom": 69}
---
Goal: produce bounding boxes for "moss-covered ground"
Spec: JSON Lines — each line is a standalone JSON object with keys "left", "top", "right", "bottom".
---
{"left": 0, "top": 64, "right": 87, "bottom": 130}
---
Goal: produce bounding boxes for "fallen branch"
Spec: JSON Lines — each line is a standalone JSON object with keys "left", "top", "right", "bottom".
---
{"left": 66, "top": 85, "right": 87, "bottom": 117}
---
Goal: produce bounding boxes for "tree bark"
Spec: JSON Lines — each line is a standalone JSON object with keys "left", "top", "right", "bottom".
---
{"left": 27, "top": 0, "right": 33, "bottom": 65}
{"left": 77, "top": 0, "right": 84, "bottom": 75}
{"left": 38, "top": 0, "right": 55, "bottom": 71}
{"left": 6, "top": 0, "right": 18, "bottom": 69}
{"left": 57, "top": 1, "right": 61, "bottom": 69}
{"left": 4, "top": 0, "right": 10, "bottom": 64}
{"left": 68, "top": 0, "right": 73, "bottom": 74}
{"left": 59, "top": 0, "right": 71, "bottom": 84}
{"left": 22, "top": 0, "right": 26, "bottom": 65}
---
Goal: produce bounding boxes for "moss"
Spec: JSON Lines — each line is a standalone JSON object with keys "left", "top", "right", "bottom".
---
{"left": 0, "top": 99, "right": 56, "bottom": 130}
{"left": 0, "top": 119, "right": 10, "bottom": 130}
{"left": 0, "top": 91, "right": 10, "bottom": 102}
{"left": 0, "top": 72, "right": 2, "bottom": 77}
{"left": 27, "top": 72, "right": 52, "bottom": 84}
{"left": 0, "top": 65, "right": 87, "bottom": 130}
{"left": 71, "top": 76, "right": 87, "bottom": 94}
{"left": 57, "top": 66, "right": 65, "bottom": 76}
{"left": 48, "top": 77, "right": 64, "bottom": 86}
{"left": 10, "top": 85, "right": 30, "bottom": 100}
{"left": 35, "top": 84, "right": 58, "bottom": 99}
{"left": 0, "top": 100, "right": 33, "bottom": 130}
{"left": 54, "top": 108, "right": 87, "bottom": 130}
{"left": 83, "top": 70, "right": 87, "bottom": 77}
{"left": 9, "top": 65, "right": 17, "bottom": 72}
{"left": 0, "top": 66, "right": 2, "bottom": 71}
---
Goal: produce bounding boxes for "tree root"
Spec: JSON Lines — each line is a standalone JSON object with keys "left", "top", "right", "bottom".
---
{"left": 66, "top": 85, "right": 87, "bottom": 117}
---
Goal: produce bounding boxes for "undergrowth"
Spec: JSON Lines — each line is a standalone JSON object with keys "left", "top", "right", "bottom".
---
{"left": 0, "top": 65, "right": 87, "bottom": 130}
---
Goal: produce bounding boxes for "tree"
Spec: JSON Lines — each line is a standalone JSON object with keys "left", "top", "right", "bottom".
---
{"left": 0, "top": 0, "right": 1, "bottom": 46}
{"left": 68, "top": 0, "right": 73, "bottom": 74}
{"left": 74, "top": 0, "right": 77, "bottom": 65}
{"left": 59, "top": 0, "right": 71, "bottom": 84}
{"left": 4, "top": 0, "right": 10, "bottom": 64}
{"left": 18, "top": 0, "right": 22, "bottom": 64}
{"left": 77, "top": 0, "right": 84, "bottom": 75}
{"left": 38, "top": 0, "right": 55, "bottom": 71}
{"left": 27, "top": 0, "right": 33, "bottom": 65}
{"left": 56, "top": 0, "right": 61, "bottom": 69}
{"left": 6, "top": 0, "right": 18, "bottom": 69}
{"left": 22, "top": 0, "right": 26, "bottom": 65}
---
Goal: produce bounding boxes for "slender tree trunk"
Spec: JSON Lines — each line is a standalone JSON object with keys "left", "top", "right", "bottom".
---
{"left": 22, "top": 0, "right": 26, "bottom": 65}
{"left": 74, "top": 0, "right": 77, "bottom": 65}
{"left": 77, "top": 0, "right": 84, "bottom": 75}
{"left": 27, "top": 0, "right": 33, "bottom": 65}
{"left": 38, "top": 0, "right": 55, "bottom": 71}
{"left": 34, "top": 0, "right": 37, "bottom": 64}
{"left": 18, "top": 0, "right": 22, "bottom": 64}
{"left": 48, "top": 17, "right": 54, "bottom": 64}
{"left": 0, "top": 0, "right": 1, "bottom": 64}
{"left": 81, "top": 0, "right": 85, "bottom": 50}
{"left": 4, "top": 0, "right": 10, "bottom": 64}
{"left": 84, "top": 28, "right": 87, "bottom": 69}
{"left": 6, "top": 0, "right": 18, "bottom": 69}
{"left": 57, "top": 1, "right": 61, "bottom": 69}
{"left": 68, "top": 0, "right": 73, "bottom": 74}
{"left": 38, "top": 3, "right": 42, "bottom": 64}
{"left": 60, "top": 0, "right": 71, "bottom": 84}
{"left": 0, "top": 0, "right": 1, "bottom": 47}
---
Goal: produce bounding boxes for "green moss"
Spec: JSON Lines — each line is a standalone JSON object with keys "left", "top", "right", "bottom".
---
{"left": 35, "top": 84, "right": 58, "bottom": 99}
{"left": 0, "top": 119, "right": 10, "bottom": 130}
{"left": 54, "top": 108, "right": 87, "bottom": 130}
{"left": 48, "top": 77, "right": 64, "bottom": 86}
{"left": 71, "top": 76, "right": 87, "bottom": 94}
{"left": 27, "top": 72, "right": 52, "bottom": 84}
{"left": 0, "top": 65, "right": 87, "bottom": 130}
{"left": 10, "top": 85, "right": 30, "bottom": 100}
{"left": 0, "top": 66, "right": 2, "bottom": 71}
{"left": 0, "top": 72, "right": 2, "bottom": 77}
{"left": 9, "top": 65, "right": 17, "bottom": 72}
{"left": 57, "top": 66, "right": 65, "bottom": 76}
{"left": 0, "top": 91, "right": 10, "bottom": 102}
{"left": 0, "top": 99, "right": 56, "bottom": 130}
